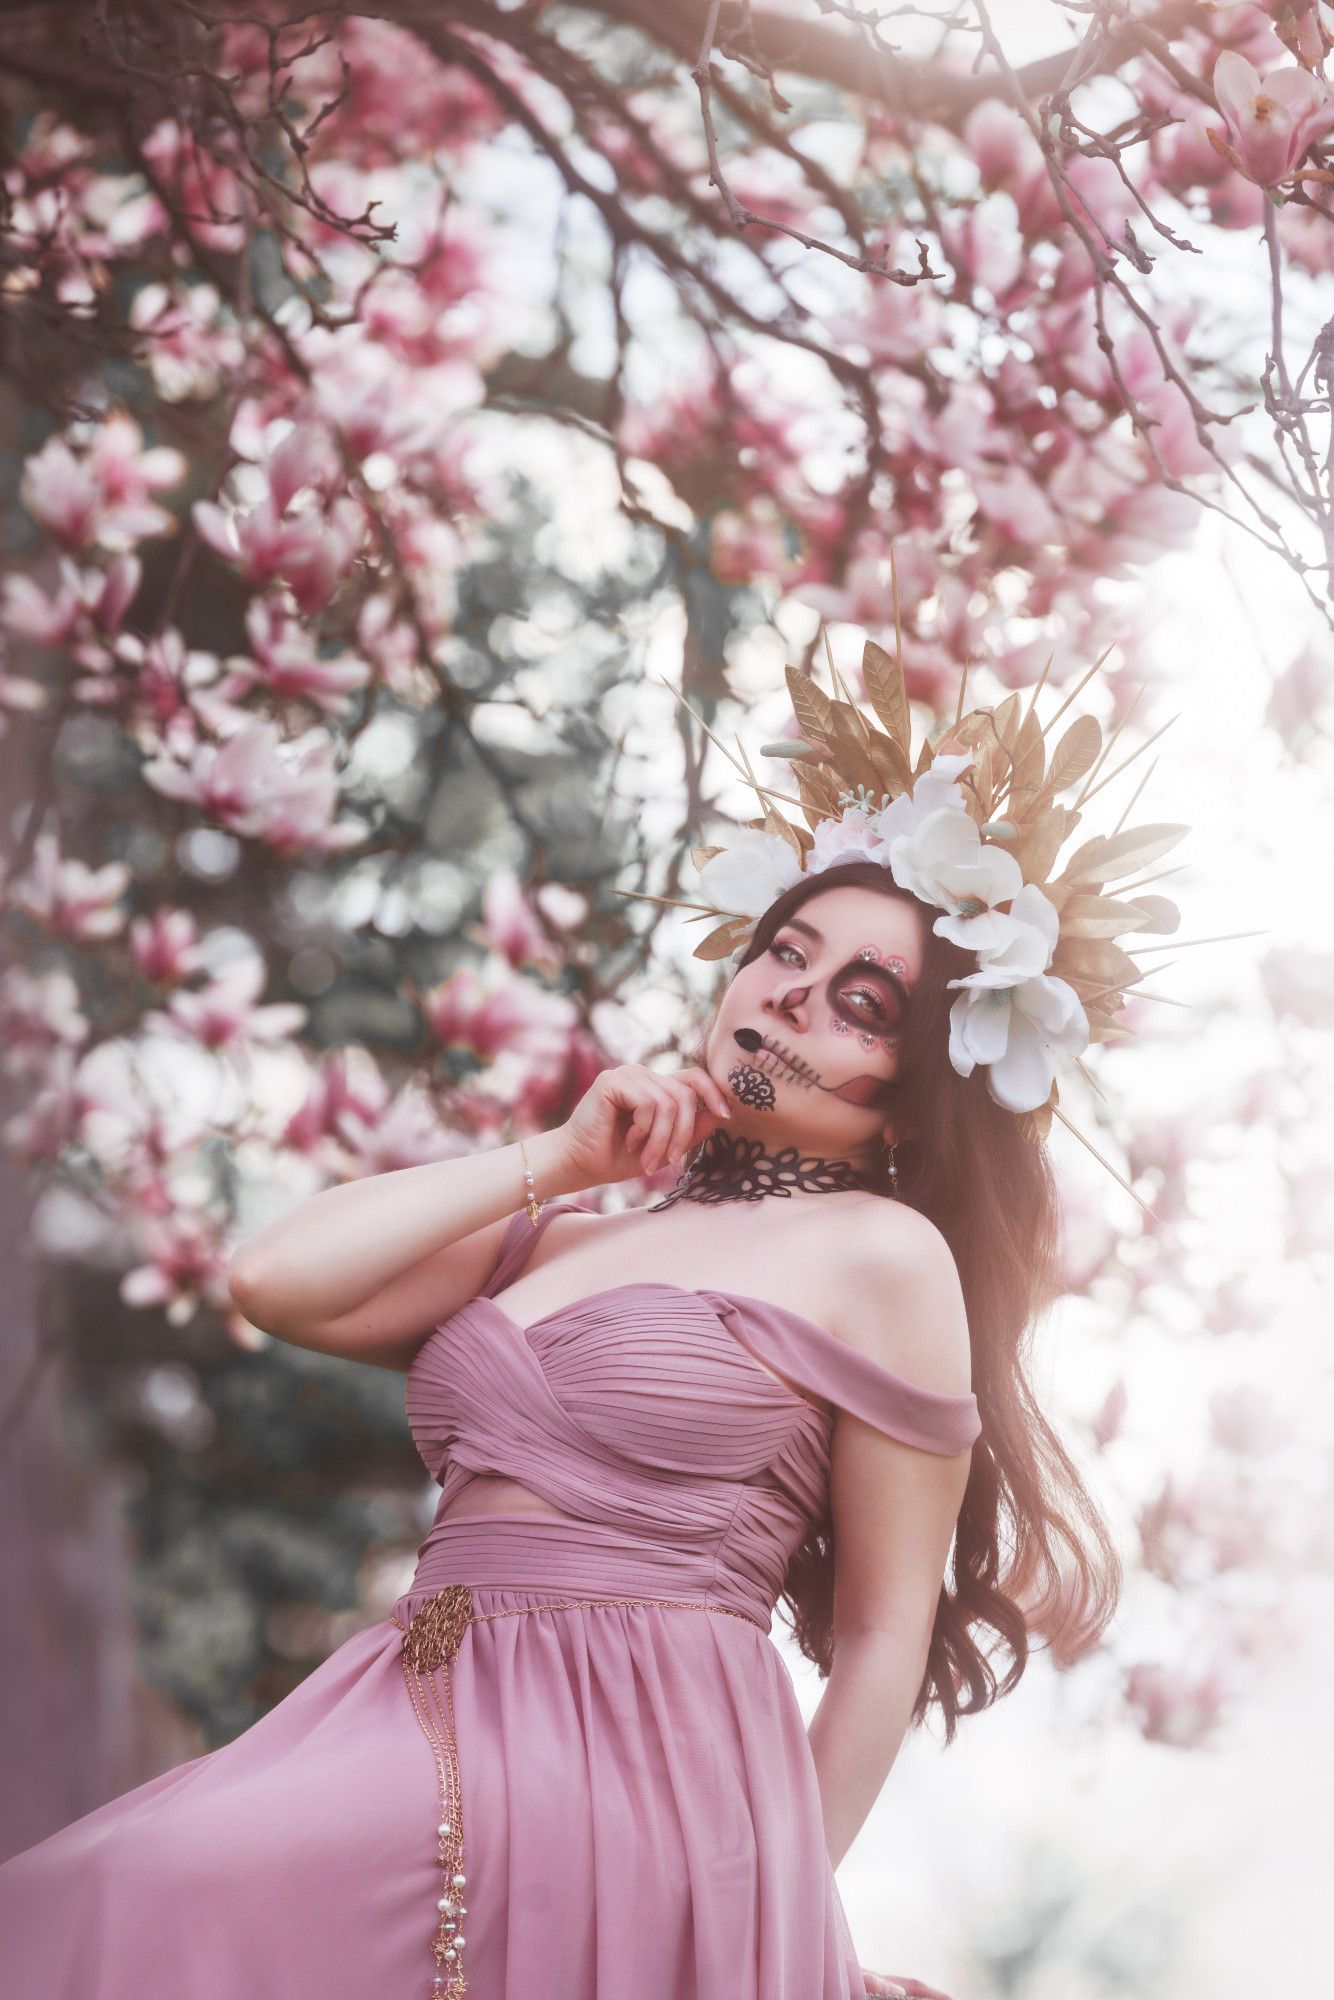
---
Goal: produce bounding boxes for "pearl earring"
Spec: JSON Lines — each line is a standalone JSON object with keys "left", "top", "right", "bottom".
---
{"left": 883, "top": 1135, "right": 899, "bottom": 1197}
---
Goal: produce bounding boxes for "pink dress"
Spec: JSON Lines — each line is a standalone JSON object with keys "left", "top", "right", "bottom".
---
{"left": 0, "top": 1197, "right": 981, "bottom": 1998}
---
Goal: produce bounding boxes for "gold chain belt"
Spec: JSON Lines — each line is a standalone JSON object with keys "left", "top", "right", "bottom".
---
{"left": 389, "top": 1582, "right": 755, "bottom": 1999}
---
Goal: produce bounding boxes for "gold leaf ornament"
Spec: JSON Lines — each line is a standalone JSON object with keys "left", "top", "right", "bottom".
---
{"left": 860, "top": 636, "right": 912, "bottom": 755}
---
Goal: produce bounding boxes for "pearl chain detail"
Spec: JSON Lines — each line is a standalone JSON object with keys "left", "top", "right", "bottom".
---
{"left": 390, "top": 1585, "right": 757, "bottom": 1999}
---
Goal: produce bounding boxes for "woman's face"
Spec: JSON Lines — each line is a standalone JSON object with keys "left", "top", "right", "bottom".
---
{"left": 702, "top": 882, "right": 926, "bottom": 1170}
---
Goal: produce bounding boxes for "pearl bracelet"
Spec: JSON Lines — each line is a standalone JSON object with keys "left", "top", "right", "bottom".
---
{"left": 516, "top": 1134, "right": 543, "bottom": 1227}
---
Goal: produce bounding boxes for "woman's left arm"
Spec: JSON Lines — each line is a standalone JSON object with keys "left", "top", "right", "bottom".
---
{"left": 807, "top": 1210, "right": 974, "bottom": 1873}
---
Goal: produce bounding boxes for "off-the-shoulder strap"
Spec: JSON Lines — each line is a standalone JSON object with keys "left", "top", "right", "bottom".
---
{"left": 477, "top": 1197, "right": 596, "bottom": 1299}
{"left": 708, "top": 1292, "right": 982, "bottom": 1456}
{"left": 816, "top": 1332, "right": 981, "bottom": 1454}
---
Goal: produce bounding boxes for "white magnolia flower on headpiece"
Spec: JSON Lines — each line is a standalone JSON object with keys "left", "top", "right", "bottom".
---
{"left": 804, "top": 749, "right": 975, "bottom": 881}
{"left": 946, "top": 884, "right": 1089, "bottom": 1111}
{"left": 806, "top": 804, "right": 892, "bottom": 872}
{"left": 869, "top": 751, "right": 973, "bottom": 841}
{"left": 695, "top": 825, "right": 803, "bottom": 916}
{"left": 888, "top": 803, "right": 1025, "bottom": 955}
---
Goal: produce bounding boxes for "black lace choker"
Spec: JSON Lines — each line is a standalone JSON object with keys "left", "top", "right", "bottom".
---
{"left": 645, "top": 1128, "right": 874, "bottom": 1209}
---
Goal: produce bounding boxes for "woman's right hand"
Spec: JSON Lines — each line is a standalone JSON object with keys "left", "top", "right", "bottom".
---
{"left": 553, "top": 1062, "right": 732, "bottom": 1191}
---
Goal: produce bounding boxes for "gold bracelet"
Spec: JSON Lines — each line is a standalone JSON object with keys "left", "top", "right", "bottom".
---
{"left": 516, "top": 1133, "right": 543, "bottom": 1227}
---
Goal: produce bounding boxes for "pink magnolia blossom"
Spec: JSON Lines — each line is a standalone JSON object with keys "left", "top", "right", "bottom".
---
{"left": 302, "top": 336, "right": 451, "bottom": 462}
{"left": 1210, "top": 49, "right": 1334, "bottom": 188}
{"left": 0, "top": 1047, "right": 86, "bottom": 1166}
{"left": 20, "top": 417, "right": 183, "bottom": 551}
{"left": 5, "top": 828, "right": 130, "bottom": 942}
{"left": 142, "top": 715, "right": 368, "bottom": 855}
{"left": 217, "top": 600, "right": 370, "bottom": 718}
{"left": 1124, "top": 1659, "right": 1229, "bottom": 1747}
{"left": 341, "top": 1083, "right": 468, "bottom": 1176}
{"left": 266, "top": 422, "right": 343, "bottom": 512}
{"left": 193, "top": 490, "right": 364, "bottom": 615}
{"left": 939, "top": 205, "right": 1026, "bottom": 302}
{"left": 1264, "top": 638, "right": 1326, "bottom": 747}
{"left": 476, "top": 871, "right": 568, "bottom": 974}
{"left": 417, "top": 961, "right": 577, "bottom": 1064}
{"left": 521, "top": 1022, "right": 616, "bottom": 1129}
{"left": 0, "top": 656, "right": 49, "bottom": 737}
{"left": 1057, "top": 1176, "right": 1121, "bottom": 1291}
{"left": 146, "top": 954, "right": 307, "bottom": 1054}
{"left": 222, "top": 16, "right": 503, "bottom": 166}
{"left": 122, "top": 1209, "right": 235, "bottom": 1327}
{"left": 85, "top": 412, "right": 185, "bottom": 547}
{"left": 356, "top": 592, "right": 426, "bottom": 702}
{"left": 128, "top": 281, "right": 245, "bottom": 402}
{"left": 971, "top": 460, "right": 1063, "bottom": 543}
{"left": 19, "top": 438, "right": 103, "bottom": 549}
{"left": 709, "top": 504, "right": 799, "bottom": 586}
{"left": 794, "top": 542, "right": 901, "bottom": 628}
{"left": 962, "top": 100, "right": 1064, "bottom": 235}
{"left": 0, "top": 964, "right": 89, "bottom": 1078}
{"left": 110, "top": 626, "right": 235, "bottom": 740}
{"left": 1277, "top": 192, "right": 1334, "bottom": 271}
{"left": 1, "top": 553, "right": 140, "bottom": 653}
{"left": 283, "top": 1045, "right": 391, "bottom": 1157}
{"left": 1090, "top": 1378, "right": 1129, "bottom": 1449}
{"left": 129, "top": 907, "right": 206, "bottom": 987}
{"left": 139, "top": 118, "right": 247, "bottom": 253}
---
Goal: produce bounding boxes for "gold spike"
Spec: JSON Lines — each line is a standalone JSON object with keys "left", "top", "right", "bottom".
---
{"left": 1074, "top": 1054, "right": 1110, "bottom": 1103}
{"left": 1021, "top": 651, "right": 1056, "bottom": 738}
{"left": 1112, "top": 752, "right": 1157, "bottom": 837}
{"left": 1131, "top": 929, "right": 1270, "bottom": 952}
{"left": 1117, "top": 862, "right": 1186, "bottom": 897}
{"left": 1072, "top": 683, "right": 1146, "bottom": 806}
{"left": 890, "top": 544, "right": 904, "bottom": 682}
{"left": 821, "top": 628, "right": 874, "bottom": 746}
{"left": 1036, "top": 643, "right": 1116, "bottom": 744}
{"left": 609, "top": 886, "right": 748, "bottom": 918}
{"left": 1077, "top": 712, "right": 1180, "bottom": 811}
{"left": 1050, "top": 1103, "right": 1157, "bottom": 1218}
{"left": 734, "top": 731, "right": 786, "bottom": 816}
{"left": 1079, "top": 959, "right": 1179, "bottom": 1006}
{"left": 655, "top": 671, "right": 824, "bottom": 821}
{"left": 655, "top": 673, "right": 745, "bottom": 774}
{"left": 952, "top": 654, "right": 970, "bottom": 729}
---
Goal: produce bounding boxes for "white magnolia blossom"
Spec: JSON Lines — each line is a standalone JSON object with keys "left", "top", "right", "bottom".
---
{"left": 889, "top": 802, "right": 1025, "bottom": 952}
{"left": 945, "top": 884, "right": 1089, "bottom": 1110}
{"left": 868, "top": 750, "right": 973, "bottom": 842}
{"left": 803, "top": 751, "right": 976, "bottom": 881}
{"left": 806, "top": 805, "right": 892, "bottom": 873}
{"left": 695, "top": 827, "right": 803, "bottom": 917}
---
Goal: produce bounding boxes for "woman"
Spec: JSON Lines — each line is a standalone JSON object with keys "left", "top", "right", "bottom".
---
{"left": 0, "top": 856, "right": 1121, "bottom": 2000}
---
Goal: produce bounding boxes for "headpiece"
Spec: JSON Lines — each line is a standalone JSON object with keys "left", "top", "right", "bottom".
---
{"left": 620, "top": 601, "right": 1203, "bottom": 1215}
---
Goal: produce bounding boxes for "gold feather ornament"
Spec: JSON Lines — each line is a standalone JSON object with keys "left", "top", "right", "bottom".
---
{"left": 620, "top": 624, "right": 1216, "bottom": 1217}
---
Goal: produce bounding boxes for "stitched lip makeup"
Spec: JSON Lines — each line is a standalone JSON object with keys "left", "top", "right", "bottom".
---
{"left": 733, "top": 1027, "right": 890, "bottom": 1106}
{"left": 734, "top": 1027, "right": 817, "bottom": 1084}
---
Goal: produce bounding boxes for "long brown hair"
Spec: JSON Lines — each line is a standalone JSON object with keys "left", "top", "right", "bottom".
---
{"left": 706, "top": 858, "right": 1123, "bottom": 1743}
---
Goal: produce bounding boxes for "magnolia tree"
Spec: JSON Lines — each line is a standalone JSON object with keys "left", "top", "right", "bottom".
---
{"left": 0, "top": 0, "right": 1330, "bottom": 1803}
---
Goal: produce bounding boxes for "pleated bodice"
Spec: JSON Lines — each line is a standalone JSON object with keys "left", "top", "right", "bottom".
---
{"left": 405, "top": 1200, "right": 982, "bottom": 1628}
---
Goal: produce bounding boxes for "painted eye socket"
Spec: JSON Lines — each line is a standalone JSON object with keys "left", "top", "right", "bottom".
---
{"left": 768, "top": 940, "right": 901, "bottom": 1028}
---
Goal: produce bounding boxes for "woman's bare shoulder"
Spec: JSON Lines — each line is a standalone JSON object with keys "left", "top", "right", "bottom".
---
{"left": 811, "top": 1197, "right": 971, "bottom": 1394}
